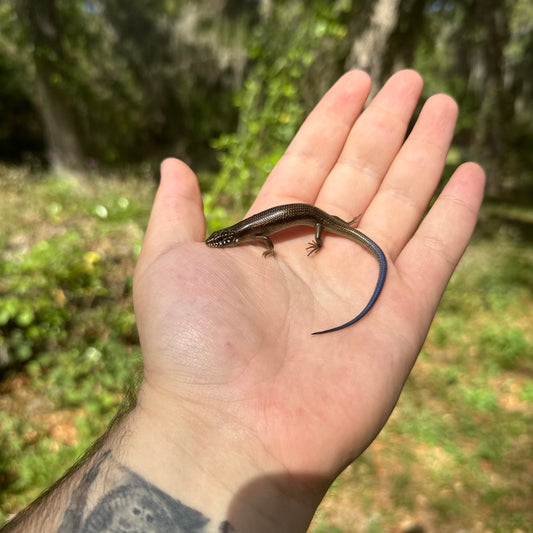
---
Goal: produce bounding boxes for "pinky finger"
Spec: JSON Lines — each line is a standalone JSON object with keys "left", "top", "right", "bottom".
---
{"left": 397, "top": 162, "right": 485, "bottom": 318}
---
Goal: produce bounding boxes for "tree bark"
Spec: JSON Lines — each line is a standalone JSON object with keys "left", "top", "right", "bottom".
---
{"left": 16, "top": 0, "right": 85, "bottom": 173}
{"left": 471, "top": 0, "right": 510, "bottom": 195}
{"left": 345, "top": 0, "right": 402, "bottom": 96}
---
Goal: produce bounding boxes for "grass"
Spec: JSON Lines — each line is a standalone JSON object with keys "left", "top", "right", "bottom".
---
{"left": 0, "top": 166, "right": 151, "bottom": 518}
{"left": 0, "top": 166, "right": 532, "bottom": 531}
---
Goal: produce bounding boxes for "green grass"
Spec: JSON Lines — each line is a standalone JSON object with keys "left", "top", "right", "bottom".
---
{"left": 0, "top": 167, "right": 150, "bottom": 520}
{"left": 0, "top": 166, "right": 532, "bottom": 531}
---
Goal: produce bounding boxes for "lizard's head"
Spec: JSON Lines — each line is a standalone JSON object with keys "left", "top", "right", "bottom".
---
{"left": 205, "top": 228, "right": 239, "bottom": 248}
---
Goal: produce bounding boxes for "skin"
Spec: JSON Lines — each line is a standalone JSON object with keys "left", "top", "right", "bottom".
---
{"left": 2, "top": 70, "right": 485, "bottom": 533}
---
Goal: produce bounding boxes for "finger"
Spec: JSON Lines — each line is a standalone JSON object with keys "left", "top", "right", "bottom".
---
{"left": 397, "top": 162, "right": 485, "bottom": 318}
{"left": 253, "top": 70, "right": 371, "bottom": 210}
{"left": 368, "top": 94, "right": 459, "bottom": 256}
{"left": 139, "top": 158, "right": 205, "bottom": 264}
{"left": 317, "top": 70, "right": 424, "bottom": 219}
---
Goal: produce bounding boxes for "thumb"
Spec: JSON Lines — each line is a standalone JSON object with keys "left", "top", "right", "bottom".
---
{"left": 138, "top": 158, "right": 206, "bottom": 267}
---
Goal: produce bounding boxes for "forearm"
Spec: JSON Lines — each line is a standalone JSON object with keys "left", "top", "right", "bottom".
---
{"left": 1, "top": 383, "right": 322, "bottom": 533}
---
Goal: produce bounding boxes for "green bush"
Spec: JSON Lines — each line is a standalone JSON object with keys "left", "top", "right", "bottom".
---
{"left": 206, "top": 1, "right": 350, "bottom": 222}
{"left": 0, "top": 231, "right": 108, "bottom": 367}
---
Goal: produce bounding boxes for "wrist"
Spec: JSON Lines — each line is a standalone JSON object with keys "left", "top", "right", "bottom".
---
{"left": 3, "top": 378, "right": 328, "bottom": 533}
{"left": 121, "top": 380, "right": 325, "bottom": 532}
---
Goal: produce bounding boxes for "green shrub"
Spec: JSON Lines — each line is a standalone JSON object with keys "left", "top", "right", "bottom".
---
{"left": 0, "top": 231, "right": 109, "bottom": 367}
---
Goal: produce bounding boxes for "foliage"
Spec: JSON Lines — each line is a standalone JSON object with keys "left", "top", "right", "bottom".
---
{"left": 414, "top": 0, "right": 533, "bottom": 194}
{"left": 1, "top": 0, "right": 532, "bottom": 196}
{"left": 0, "top": 171, "right": 147, "bottom": 520}
{"left": 0, "top": 0, "right": 245, "bottom": 168}
{"left": 206, "top": 0, "right": 351, "bottom": 223}
{"left": 0, "top": 231, "right": 104, "bottom": 365}
{"left": 0, "top": 2, "right": 44, "bottom": 164}
{"left": 96, "top": 0, "right": 243, "bottom": 167}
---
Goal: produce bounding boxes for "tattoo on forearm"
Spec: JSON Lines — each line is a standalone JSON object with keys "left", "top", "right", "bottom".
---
{"left": 56, "top": 450, "right": 232, "bottom": 532}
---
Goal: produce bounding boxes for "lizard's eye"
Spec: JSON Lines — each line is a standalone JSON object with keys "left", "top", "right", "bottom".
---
{"left": 206, "top": 230, "right": 237, "bottom": 247}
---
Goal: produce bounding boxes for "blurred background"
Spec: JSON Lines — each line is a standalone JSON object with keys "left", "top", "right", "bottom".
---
{"left": 0, "top": 1, "right": 531, "bottom": 531}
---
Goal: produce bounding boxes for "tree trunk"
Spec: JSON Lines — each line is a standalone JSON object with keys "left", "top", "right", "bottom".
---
{"left": 16, "top": 0, "right": 85, "bottom": 173}
{"left": 471, "top": 0, "right": 510, "bottom": 195}
{"left": 345, "top": 0, "right": 402, "bottom": 96}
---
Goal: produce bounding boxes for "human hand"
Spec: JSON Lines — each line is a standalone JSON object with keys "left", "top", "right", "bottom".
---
{"left": 132, "top": 70, "right": 484, "bottom": 523}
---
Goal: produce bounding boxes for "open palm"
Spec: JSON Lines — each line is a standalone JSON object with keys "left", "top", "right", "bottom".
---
{"left": 132, "top": 70, "right": 484, "bottom": 483}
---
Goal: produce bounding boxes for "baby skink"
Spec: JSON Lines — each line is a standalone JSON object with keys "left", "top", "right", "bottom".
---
{"left": 205, "top": 203, "right": 387, "bottom": 335}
